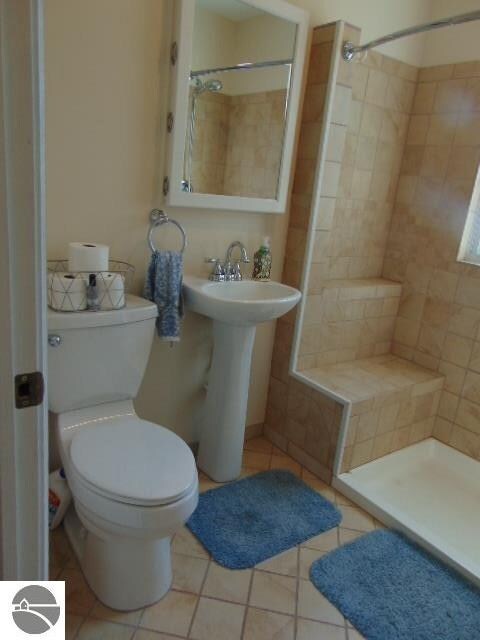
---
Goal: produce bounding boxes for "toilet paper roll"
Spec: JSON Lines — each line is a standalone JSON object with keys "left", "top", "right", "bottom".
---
{"left": 48, "top": 272, "right": 87, "bottom": 311}
{"left": 96, "top": 273, "right": 125, "bottom": 310}
{"left": 68, "top": 242, "right": 109, "bottom": 273}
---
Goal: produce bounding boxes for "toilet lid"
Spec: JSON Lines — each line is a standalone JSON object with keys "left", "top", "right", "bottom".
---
{"left": 70, "top": 416, "right": 197, "bottom": 506}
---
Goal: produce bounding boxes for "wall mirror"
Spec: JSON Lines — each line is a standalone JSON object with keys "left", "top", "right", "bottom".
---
{"left": 165, "top": 0, "right": 309, "bottom": 214}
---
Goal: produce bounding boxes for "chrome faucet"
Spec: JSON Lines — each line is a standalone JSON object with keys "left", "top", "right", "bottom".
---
{"left": 205, "top": 241, "right": 250, "bottom": 281}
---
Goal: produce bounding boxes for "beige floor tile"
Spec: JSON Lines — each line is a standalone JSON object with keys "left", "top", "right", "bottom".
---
{"left": 172, "top": 553, "right": 209, "bottom": 593}
{"left": 198, "top": 473, "right": 221, "bottom": 493}
{"left": 244, "top": 437, "right": 273, "bottom": 454}
{"left": 302, "top": 528, "right": 339, "bottom": 551}
{"left": 90, "top": 601, "right": 143, "bottom": 627}
{"left": 348, "top": 628, "right": 366, "bottom": 639}
{"left": 243, "top": 451, "right": 271, "bottom": 470}
{"left": 133, "top": 631, "right": 184, "bottom": 640}
{"left": 61, "top": 567, "right": 96, "bottom": 616}
{"left": 339, "top": 506, "right": 375, "bottom": 532}
{"left": 270, "top": 455, "right": 302, "bottom": 475}
{"left": 66, "top": 613, "right": 84, "bottom": 640}
{"left": 240, "top": 466, "right": 261, "bottom": 478}
{"left": 249, "top": 571, "right": 297, "bottom": 615}
{"left": 172, "top": 527, "right": 209, "bottom": 559}
{"left": 243, "top": 607, "right": 295, "bottom": 640}
{"left": 202, "top": 562, "right": 251, "bottom": 604}
{"left": 299, "top": 547, "right": 325, "bottom": 579}
{"left": 301, "top": 470, "right": 336, "bottom": 501}
{"left": 256, "top": 547, "right": 298, "bottom": 576}
{"left": 77, "top": 618, "right": 135, "bottom": 640}
{"left": 139, "top": 590, "right": 197, "bottom": 637}
{"left": 50, "top": 526, "right": 73, "bottom": 571}
{"left": 339, "top": 529, "right": 364, "bottom": 545}
{"left": 334, "top": 491, "right": 356, "bottom": 507}
{"left": 189, "top": 597, "right": 245, "bottom": 640}
{"left": 297, "top": 580, "right": 344, "bottom": 626}
{"left": 297, "top": 618, "right": 347, "bottom": 640}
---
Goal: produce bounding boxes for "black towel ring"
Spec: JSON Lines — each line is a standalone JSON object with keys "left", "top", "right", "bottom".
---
{"left": 147, "top": 209, "right": 187, "bottom": 254}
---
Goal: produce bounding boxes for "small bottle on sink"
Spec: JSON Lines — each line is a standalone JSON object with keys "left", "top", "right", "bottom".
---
{"left": 252, "top": 237, "right": 272, "bottom": 281}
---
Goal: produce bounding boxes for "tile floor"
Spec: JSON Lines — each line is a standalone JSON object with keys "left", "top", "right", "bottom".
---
{"left": 50, "top": 436, "right": 383, "bottom": 640}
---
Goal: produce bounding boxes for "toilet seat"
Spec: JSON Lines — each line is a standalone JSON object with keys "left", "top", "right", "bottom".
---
{"left": 70, "top": 415, "right": 197, "bottom": 507}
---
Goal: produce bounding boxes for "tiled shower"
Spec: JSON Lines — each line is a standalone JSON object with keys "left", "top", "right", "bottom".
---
{"left": 264, "top": 20, "right": 480, "bottom": 482}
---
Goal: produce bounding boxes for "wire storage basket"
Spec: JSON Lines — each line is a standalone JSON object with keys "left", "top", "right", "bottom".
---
{"left": 47, "top": 260, "right": 135, "bottom": 312}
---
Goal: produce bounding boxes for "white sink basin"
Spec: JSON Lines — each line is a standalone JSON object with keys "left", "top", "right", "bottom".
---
{"left": 183, "top": 275, "right": 301, "bottom": 482}
{"left": 183, "top": 276, "right": 301, "bottom": 326}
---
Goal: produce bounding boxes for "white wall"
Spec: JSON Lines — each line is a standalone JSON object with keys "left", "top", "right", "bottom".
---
{"left": 289, "top": 0, "right": 431, "bottom": 65}
{"left": 422, "top": 0, "right": 480, "bottom": 67}
{"left": 45, "top": 0, "right": 467, "bottom": 446}
{"left": 44, "top": 0, "right": 287, "bottom": 443}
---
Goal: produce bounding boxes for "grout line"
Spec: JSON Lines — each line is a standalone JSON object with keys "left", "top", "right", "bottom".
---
{"left": 240, "top": 563, "right": 255, "bottom": 639}
{"left": 293, "top": 543, "right": 300, "bottom": 640}
{"left": 185, "top": 553, "right": 211, "bottom": 639}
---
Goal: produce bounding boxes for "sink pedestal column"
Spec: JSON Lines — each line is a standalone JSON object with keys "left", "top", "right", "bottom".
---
{"left": 198, "top": 320, "right": 256, "bottom": 482}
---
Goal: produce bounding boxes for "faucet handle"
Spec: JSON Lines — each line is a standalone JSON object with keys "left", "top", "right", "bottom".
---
{"left": 232, "top": 261, "right": 243, "bottom": 281}
{"left": 205, "top": 257, "right": 225, "bottom": 281}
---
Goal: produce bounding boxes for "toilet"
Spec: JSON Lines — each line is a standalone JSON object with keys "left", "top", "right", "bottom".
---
{"left": 47, "top": 294, "right": 198, "bottom": 610}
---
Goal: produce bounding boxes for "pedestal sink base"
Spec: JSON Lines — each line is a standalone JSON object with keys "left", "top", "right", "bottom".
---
{"left": 183, "top": 275, "right": 301, "bottom": 483}
{"left": 197, "top": 321, "right": 256, "bottom": 482}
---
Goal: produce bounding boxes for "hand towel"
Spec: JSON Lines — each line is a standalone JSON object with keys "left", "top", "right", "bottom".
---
{"left": 144, "top": 250, "right": 184, "bottom": 341}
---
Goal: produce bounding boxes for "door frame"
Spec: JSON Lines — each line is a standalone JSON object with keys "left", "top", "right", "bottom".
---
{"left": 0, "top": 0, "right": 48, "bottom": 579}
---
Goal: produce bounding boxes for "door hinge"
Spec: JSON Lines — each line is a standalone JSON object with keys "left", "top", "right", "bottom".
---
{"left": 15, "top": 371, "right": 44, "bottom": 409}
{"left": 167, "top": 112, "right": 174, "bottom": 132}
{"left": 163, "top": 176, "right": 170, "bottom": 196}
{"left": 170, "top": 42, "right": 178, "bottom": 66}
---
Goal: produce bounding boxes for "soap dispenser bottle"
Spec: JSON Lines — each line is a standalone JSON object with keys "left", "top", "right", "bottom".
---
{"left": 252, "top": 237, "right": 272, "bottom": 281}
{"left": 86, "top": 274, "right": 100, "bottom": 311}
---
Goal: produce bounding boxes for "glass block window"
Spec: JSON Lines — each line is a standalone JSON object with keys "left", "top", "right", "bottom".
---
{"left": 458, "top": 164, "right": 480, "bottom": 266}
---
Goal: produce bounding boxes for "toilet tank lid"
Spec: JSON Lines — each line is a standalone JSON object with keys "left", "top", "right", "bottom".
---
{"left": 48, "top": 294, "right": 158, "bottom": 330}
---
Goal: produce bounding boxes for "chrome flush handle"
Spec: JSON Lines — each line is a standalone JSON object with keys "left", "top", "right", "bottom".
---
{"left": 48, "top": 334, "right": 62, "bottom": 347}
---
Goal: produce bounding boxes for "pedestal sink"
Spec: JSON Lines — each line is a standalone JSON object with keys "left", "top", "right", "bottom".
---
{"left": 183, "top": 276, "right": 301, "bottom": 482}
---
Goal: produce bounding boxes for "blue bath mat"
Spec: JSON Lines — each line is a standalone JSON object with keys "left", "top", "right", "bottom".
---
{"left": 310, "top": 529, "right": 480, "bottom": 640}
{"left": 187, "top": 470, "right": 341, "bottom": 569}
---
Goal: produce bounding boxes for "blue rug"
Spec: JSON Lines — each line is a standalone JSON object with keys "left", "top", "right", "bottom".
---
{"left": 187, "top": 470, "right": 341, "bottom": 569}
{"left": 310, "top": 529, "right": 480, "bottom": 640}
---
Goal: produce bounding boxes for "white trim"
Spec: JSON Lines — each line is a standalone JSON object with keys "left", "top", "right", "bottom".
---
{"left": 0, "top": 0, "right": 48, "bottom": 580}
{"left": 457, "top": 162, "right": 480, "bottom": 266}
{"left": 165, "top": 0, "right": 309, "bottom": 214}
{"left": 289, "top": 21, "right": 345, "bottom": 371}
{"left": 286, "top": 22, "right": 352, "bottom": 478}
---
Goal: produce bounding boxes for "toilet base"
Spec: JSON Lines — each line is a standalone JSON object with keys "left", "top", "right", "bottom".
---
{"left": 64, "top": 506, "right": 172, "bottom": 611}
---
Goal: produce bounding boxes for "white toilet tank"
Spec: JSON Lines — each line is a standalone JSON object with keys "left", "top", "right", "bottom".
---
{"left": 48, "top": 295, "right": 158, "bottom": 413}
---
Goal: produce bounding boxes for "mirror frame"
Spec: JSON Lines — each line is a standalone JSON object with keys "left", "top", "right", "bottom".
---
{"left": 164, "top": 0, "right": 309, "bottom": 215}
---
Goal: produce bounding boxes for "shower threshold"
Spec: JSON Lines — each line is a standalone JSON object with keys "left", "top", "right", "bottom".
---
{"left": 333, "top": 438, "right": 480, "bottom": 587}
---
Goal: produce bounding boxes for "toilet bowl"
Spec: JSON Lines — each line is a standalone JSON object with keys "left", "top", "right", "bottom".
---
{"left": 48, "top": 296, "right": 198, "bottom": 610}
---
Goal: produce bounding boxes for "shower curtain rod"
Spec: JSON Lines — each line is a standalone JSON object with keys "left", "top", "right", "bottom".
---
{"left": 190, "top": 58, "right": 293, "bottom": 78}
{"left": 342, "top": 9, "right": 480, "bottom": 61}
